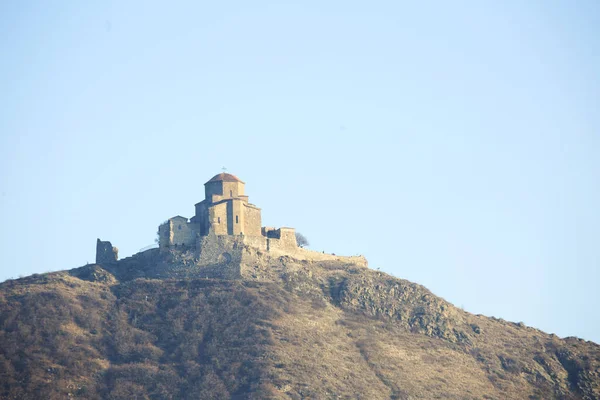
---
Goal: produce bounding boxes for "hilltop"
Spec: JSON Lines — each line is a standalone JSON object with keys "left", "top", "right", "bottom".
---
{"left": 2, "top": 172, "right": 598, "bottom": 399}
{"left": 0, "top": 249, "right": 598, "bottom": 399}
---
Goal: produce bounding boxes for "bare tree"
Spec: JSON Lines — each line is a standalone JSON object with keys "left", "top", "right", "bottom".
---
{"left": 295, "top": 232, "right": 309, "bottom": 248}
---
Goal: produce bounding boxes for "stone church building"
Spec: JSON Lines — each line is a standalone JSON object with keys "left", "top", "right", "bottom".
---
{"left": 194, "top": 173, "right": 262, "bottom": 236}
{"left": 95, "top": 171, "right": 367, "bottom": 278}
{"left": 158, "top": 172, "right": 295, "bottom": 250}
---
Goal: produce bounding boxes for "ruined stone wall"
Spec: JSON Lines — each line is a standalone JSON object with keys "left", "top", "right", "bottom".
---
{"left": 159, "top": 246, "right": 241, "bottom": 280}
{"left": 110, "top": 247, "right": 242, "bottom": 280}
{"left": 96, "top": 239, "right": 118, "bottom": 264}
{"left": 158, "top": 222, "right": 170, "bottom": 250}
{"left": 197, "top": 234, "right": 244, "bottom": 268}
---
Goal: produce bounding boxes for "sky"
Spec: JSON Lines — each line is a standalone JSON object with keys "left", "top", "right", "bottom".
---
{"left": 0, "top": 1, "right": 599, "bottom": 343}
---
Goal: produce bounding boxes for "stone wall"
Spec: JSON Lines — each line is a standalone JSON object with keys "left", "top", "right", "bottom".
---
{"left": 198, "top": 234, "right": 367, "bottom": 271}
{"left": 244, "top": 204, "right": 262, "bottom": 236}
{"left": 222, "top": 181, "right": 244, "bottom": 199}
{"left": 157, "top": 246, "right": 242, "bottom": 280}
{"left": 264, "top": 243, "right": 367, "bottom": 266}
{"left": 230, "top": 199, "right": 244, "bottom": 235}
{"left": 96, "top": 238, "right": 118, "bottom": 264}
{"left": 262, "top": 227, "right": 277, "bottom": 238}
{"left": 159, "top": 217, "right": 196, "bottom": 250}
{"left": 101, "top": 234, "right": 367, "bottom": 281}
{"left": 197, "top": 233, "right": 245, "bottom": 268}
{"left": 204, "top": 180, "right": 224, "bottom": 201}
{"left": 277, "top": 228, "right": 297, "bottom": 248}
{"left": 170, "top": 217, "right": 196, "bottom": 247}
{"left": 193, "top": 201, "right": 210, "bottom": 236}
{"left": 205, "top": 180, "right": 245, "bottom": 203}
{"left": 156, "top": 223, "right": 364, "bottom": 271}
{"left": 158, "top": 221, "right": 170, "bottom": 250}
{"left": 243, "top": 235, "right": 269, "bottom": 250}
{"left": 263, "top": 227, "right": 297, "bottom": 252}
{"left": 107, "top": 247, "right": 242, "bottom": 280}
{"left": 208, "top": 202, "right": 228, "bottom": 235}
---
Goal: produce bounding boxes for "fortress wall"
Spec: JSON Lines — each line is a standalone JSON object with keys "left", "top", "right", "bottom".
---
{"left": 197, "top": 234, "right": 244, "bottom": 269}
{"left": 267, "top": 237, "right": 294, "bottom": 253}
{"left": 192, "top": 235, "right": 361, "bottom": 279}
{"left": 266, "top": 246, "right": 367, "bottom": 265}
{"left": 242, "top": 235, "right": 268, "bottom": 251}
{"left": 194, "top": 234, "right": 249, "bottom": 279}
{"left": 130, "top": 236, "right": 243, "bottom": 280}
{"left": 123, "top": 247, "right": 242, "bottom": 280}
{"left": 113, "top": 235, "right": 366, "bottom": 281}
{"left": 239, "top": 234, "right": 367, "bottom": 267}
{"left": 279, "top": 228, "right": 297, "bottom": 247}
{"left": 264, "top": 228, "right": 297, "bottom": 252}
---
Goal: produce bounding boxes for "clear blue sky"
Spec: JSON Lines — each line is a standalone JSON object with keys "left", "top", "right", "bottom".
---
{"left": 1, "top": 1, "right": 599, "bottom": 343}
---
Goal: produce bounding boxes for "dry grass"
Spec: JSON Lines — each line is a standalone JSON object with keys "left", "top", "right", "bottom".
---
{"left": 0, "top": 262, "right": 599, "bottom": 399}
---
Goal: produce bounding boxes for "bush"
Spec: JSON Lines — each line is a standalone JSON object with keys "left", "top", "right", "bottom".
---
{"left": 295, "top": 232, "right": 309, "bottom": 248}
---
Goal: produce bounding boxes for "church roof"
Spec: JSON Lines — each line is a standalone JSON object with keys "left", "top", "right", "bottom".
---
{"left": 205, "top": 173, "right": 245, "bottom": 184}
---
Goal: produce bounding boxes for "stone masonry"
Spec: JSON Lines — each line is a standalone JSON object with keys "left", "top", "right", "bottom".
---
{"left": 95, "top": 172, "right": 367, "bottom": 280}
{"left": 157, "top": 172, "right": 297, "bottom": 251}
{"left": 96, "top": 239, "right": 118, "bottom": 264}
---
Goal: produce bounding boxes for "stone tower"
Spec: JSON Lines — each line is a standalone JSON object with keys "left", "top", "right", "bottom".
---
{"left": 191, "top": 173, "right": 262, "bottom": 237}
{"left": 96, "top": 239, "right": 118, "bottom": 264}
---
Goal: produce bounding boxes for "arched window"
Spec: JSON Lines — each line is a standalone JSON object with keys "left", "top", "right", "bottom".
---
{"left": 236, "top": 215, "right": 239, "bottom": 224}
{"left": 230, "top": 190, "right": 233, "bottom": 197}
{"left": 178, "top": 225, "right": 182, "bottom": 230}
{"left": 218, "top": 217, "right": 221, "bottom": 224}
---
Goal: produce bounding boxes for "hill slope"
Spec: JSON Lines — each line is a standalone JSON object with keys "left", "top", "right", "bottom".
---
{"left": 0, "top": 254, "right": 599, "bottom": 399}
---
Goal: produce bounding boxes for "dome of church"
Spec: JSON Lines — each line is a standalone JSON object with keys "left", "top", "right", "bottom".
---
{"left": 205, "top": 173, "right": 244, "bottom": 184}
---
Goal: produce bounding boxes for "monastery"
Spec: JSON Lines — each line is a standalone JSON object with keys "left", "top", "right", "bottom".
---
{"left": 157, "top": 172, "right": 297, "bottom": 251}
{"left": 95, "top": 172, "right": 366, "bottom": 279}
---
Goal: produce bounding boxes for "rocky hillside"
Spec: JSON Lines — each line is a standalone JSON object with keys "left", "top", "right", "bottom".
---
{"left": 0, "top": 253, "right": 599, "bottom": 399}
